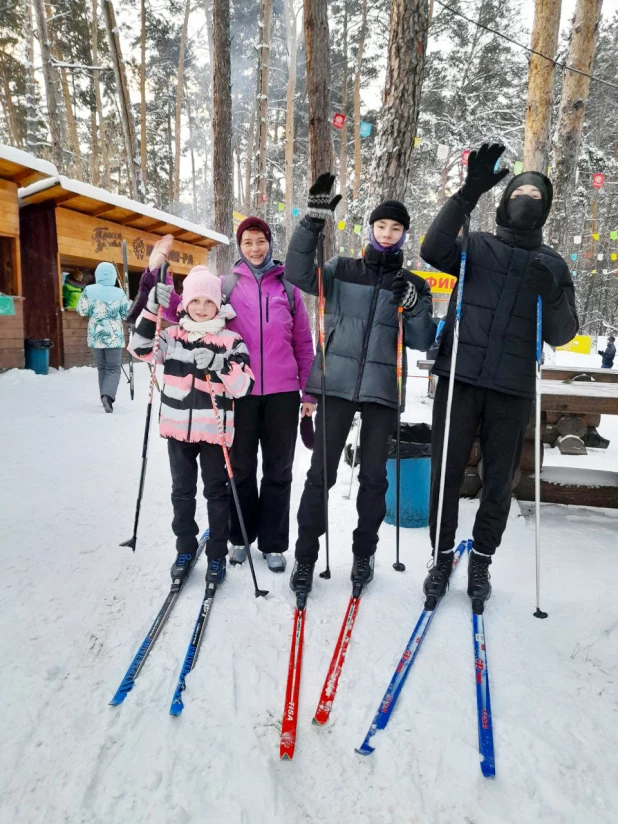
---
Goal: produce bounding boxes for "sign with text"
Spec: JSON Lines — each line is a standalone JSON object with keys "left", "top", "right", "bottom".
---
{"left": 414, "top": 270, "right": 456, "bottom": 295}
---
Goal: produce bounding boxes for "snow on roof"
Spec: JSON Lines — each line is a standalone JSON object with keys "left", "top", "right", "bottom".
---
{"left": 0, "top": 144, "right": 58, "bottom": 183}
{"left": 18, "top": 174, "right": 229, "bottom": 247}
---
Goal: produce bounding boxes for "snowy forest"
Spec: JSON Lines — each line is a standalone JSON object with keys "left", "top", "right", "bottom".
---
{"left": 1, "top": 0, "right": 618, "bottom": 333}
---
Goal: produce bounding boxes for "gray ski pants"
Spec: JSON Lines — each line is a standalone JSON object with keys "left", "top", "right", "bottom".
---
{"left": 92, "top": 348, "right": 123, "bottom": 401}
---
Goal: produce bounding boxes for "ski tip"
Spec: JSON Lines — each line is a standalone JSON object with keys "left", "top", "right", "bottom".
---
{"left": 312, "top": 714, "right": 327, "bottom": 727}
{"left": 109, "top": 694, "right": 126, "bottom": 707}
{"left": 279, "top": 751, "right": 293, "bottom": 761}
{"left": 169, "top": 700, "right": 184, "bottom": 717}
{"left": 354, "top": 744, "right": 374, "bottom": 757}
{"left": 481, "top": 759, "right": 496, "bottom": 779}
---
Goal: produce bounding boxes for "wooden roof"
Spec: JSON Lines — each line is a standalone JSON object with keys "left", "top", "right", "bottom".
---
{"left": 18, "top": 175, "right": 228, "bottom": 249}
{"left": 0, "top": 145, "right": 57, "bottom": 187}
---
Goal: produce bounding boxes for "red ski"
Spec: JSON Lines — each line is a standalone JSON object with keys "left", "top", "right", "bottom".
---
{"left": 280, "top": 604, "right": 306, "bottom": 760}
{"left": 313, "top": 592, "right": 361, "bottom": 726}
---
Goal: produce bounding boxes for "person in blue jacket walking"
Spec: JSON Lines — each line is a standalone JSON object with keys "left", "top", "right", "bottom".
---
{"left": 77, "top": 261, "right": 130, "bottom": 412}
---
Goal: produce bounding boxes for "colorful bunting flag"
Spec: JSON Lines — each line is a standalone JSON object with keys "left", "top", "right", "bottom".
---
{"left": 462, "top": 149, "right": 471, "bottom": 167}
{"left": 339, "top": 246, "right": 345, "bottom": 253}
{"left": 278, "top": 202, "right": 285, "bottom": 212}
{"left": 612, "top": 253, "right": 618, "bottom": 261}
{"left": 611, "top": 231, "right": 618, "bottom": 241}
{"left": 571, "top": 253, "right": 577, "bottom": 261}
{"left": 260, "top": 192, "right": 268, "bottom": 203}
{"left": 574, "top": 235, "right": 582, "bottom": 245}
{"left": 592, "top": 173, "right": 605, "bottom": 189}
{"left": 513, "top": 161, "right": 523, "bottom": 175}
{"left": 593, "top": 233, "right": 600, "bottom": 241}
{"left": 598, "top": 253, "right": 604, "bottom": 260}
{"left": 333, "top": 113, "right": 346, "bottom": 129}
{"left": 414, "top": 137, "right": 422, "bottom": 149}
{"left": 354, "top": 224, "right": 361, "bottom": 235}
{"left": 292, "top": 207, "right": 300, "bottom": 217}
{"left": 437, "top": 144, "right": 449, "bottom": 161}
{"left": 338, "top": 220, "right": 346, "bottom": 231}
{"left": 349, "top": 248, "right": 355, "bottom": 255}
{"left": 359, "top": 121, "right": 372, "bottom": 138}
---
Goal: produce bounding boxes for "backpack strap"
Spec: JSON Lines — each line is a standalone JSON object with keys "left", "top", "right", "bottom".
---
{"left": 281, "top": 278, "right": 296, "bottom": 317}
{"left": 223, "top": 270, "right": 295, "bottom": 317}
{"left": 221, "top": 272, "right": 241, "bottom": 302}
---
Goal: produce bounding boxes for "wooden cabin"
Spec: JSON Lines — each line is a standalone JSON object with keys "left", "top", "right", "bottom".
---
{"left": 18, "top": 175, "right": 228, "bottom": 369}
{"left": 0, "top": 146, "right": 57, "bottom": 370}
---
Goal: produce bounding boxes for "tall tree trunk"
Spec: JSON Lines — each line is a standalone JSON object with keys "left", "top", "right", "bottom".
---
{"left": 244, "top": 100, "right": 256, "bottom": 215}
{"left": 235, "top": 138, "right": 243, "bottom": 209}
{"left": 284, "top": 0, "right": 298, "bottom": 242}
{"left": 524, "top": 0, "right": 562, "bottom": 172}
{"left": 304, "top": 0, "right": 335, "bottom": 256}
{"left": 340, "top": 2, "right": 349, "bottom": 216}
{"left": 25, "top": 0, "right": 38, "bottom": 152}
{"left": 203, "top": 0, "right": 214, "bottom": 216}
{"left": 0, "top": 57, "right": 20, "bottom": 146}
{"left": 254, "top": 0, "right": 273, "bottom": 215}
{"left": 548, "top": 0, "right": 603, "bottom": 254}
{"left": 352, "top": 0, "right": 367, "bottom": 201}
{"left": 102, "top": 0, "right": 144, "bottom": 200}
{"left": 52, "top": 46, "right": 84, "bottom": 177}
{"left": 140, "top": 0, "right": 147, "bottom": 186}
{"left": 32, "top": 0, "right": 69, "bottom": 170}
{"left": 92, "top": 0, "right": 108, "bottom": 187}
{"left": 212, "top": 0, "right": 234, "bottom": 273}
{"left": 367, "top": 0, "right": 429, "bottom": 213}
{"left": 187, "top": 94, "right": 198, "bottom": 219}
{"left": 172, "top": 0, "right": 191, "bottom": 205}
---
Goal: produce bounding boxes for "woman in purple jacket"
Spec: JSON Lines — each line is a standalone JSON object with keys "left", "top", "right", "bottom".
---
{"left": 224, "top": 217, "right": 316, "bottom": 572}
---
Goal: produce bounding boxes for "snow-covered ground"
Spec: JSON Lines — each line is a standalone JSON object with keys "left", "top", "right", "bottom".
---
{"left": 1, "top": 356, "right": 617, "bottom": 824}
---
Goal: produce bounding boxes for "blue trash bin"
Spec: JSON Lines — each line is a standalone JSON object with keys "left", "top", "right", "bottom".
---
{"left": 384, "top": 423, "right": 432, "bottom": 528}
{"left": 25, "top": 339, "right": 53, "bottom": 375}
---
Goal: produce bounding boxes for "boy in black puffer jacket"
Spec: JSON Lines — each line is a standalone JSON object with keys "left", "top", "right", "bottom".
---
{"left": 285, "top": 174, "right": 436, "bottom": 598}
{"left": 421, "top": 143, "right": 578, "bottom": 612}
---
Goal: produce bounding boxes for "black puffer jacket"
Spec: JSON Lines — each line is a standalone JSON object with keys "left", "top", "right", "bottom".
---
{"left": 421, "top": 192, "right": 578, "bottom": 399}
{"left": 285, "top": 218, "right": 435, "bottom": 410}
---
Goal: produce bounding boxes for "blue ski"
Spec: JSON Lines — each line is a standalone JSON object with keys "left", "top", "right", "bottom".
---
{"left": 472, "top": 604, "right": 495, "bottom": 778}
{"left": 109, "top": 529, "right": 208, "bottom": 706}
{"left": 356, "top": 539, "right": 469, "bottom": 755}
{"left": 169, "top": 581, "right": 217, "bottom": 716}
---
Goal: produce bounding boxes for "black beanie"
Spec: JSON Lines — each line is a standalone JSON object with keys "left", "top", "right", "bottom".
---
{"left": 369, "top": 200, "right": 410, "bottom": 230}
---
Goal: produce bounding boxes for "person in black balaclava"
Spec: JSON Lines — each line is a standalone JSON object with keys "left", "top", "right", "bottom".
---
{"left": 419, "top": 143, "right": 578, "bottom": 613}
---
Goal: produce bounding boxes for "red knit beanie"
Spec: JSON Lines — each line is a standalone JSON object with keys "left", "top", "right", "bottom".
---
{"left": 236, "top": 216, "right": 272, "bottom": 246}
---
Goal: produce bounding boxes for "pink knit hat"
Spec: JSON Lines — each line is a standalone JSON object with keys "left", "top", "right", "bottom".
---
{"left": 180, "top": 266, "right": 222, "bottom": 311}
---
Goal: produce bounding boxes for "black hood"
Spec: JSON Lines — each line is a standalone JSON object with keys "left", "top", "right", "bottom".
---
{"left": 496, "top": 171, "right": 553, "bottom": 229}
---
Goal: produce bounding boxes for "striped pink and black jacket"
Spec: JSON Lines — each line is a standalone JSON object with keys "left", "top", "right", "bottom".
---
{"left": 129, "top": 307, "right": 254, "bottom": 447}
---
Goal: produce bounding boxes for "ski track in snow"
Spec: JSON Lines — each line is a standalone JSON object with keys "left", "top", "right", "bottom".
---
{"left": 1, "top": 361, "right": 617, "bottom": 824}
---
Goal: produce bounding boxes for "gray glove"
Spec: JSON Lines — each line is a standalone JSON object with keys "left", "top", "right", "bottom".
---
{"left": 146, "top": 283, "right": 173, "bottom": 312}
{"left": 195, "top": 347, "right": 226, "bottom": 373}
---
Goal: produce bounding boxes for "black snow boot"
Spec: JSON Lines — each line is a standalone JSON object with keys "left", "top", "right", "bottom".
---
{"left": 289, "top": 561, "right": 315, "bottom": 603}
{"left": 423, "top": 550, "right": 455, "bottom": 610}
{"left": 170, "top": 550, "right": 197, "bottom": 585}
{"left": 468, "top": 550, "right": 492, "bottom": 614}
{"left": 351, "top": 555, "right": 374, "bottom": 590}
{"left": 102, "top": 395, "right": 113, "bottom": 413}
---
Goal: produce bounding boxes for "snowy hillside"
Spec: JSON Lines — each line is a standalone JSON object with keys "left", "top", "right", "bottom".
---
{"left": 1, "top": 361, "right": 617, "bottom": 824}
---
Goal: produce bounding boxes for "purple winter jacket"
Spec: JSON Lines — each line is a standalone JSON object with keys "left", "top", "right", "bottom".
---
{"left": 223, "top": 260, "right": 316, "bottom": 401}
{"left": 126, "top": 266, "right": 181, "bottom": 325}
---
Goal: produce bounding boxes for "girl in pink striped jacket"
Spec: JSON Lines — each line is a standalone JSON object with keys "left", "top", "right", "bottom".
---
{"left": 129, "top": 267, "right": 254, "bottom": 586}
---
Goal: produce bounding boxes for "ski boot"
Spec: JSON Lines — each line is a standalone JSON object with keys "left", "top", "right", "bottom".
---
{"left": 289, "top": 561, "right": 315, "bottom": 607}
{"left": 229, "top": 543, "right": 247, "bottom": 565}
{"left": 102, "top": 395, "right": 113, "bottom": 413}
{"left": 423, "top": 549, "right": 455, "bottom": 610}
{"left": 351, "top": 555, "right": 374, "bottom": 595}
{"left": 170, "top": 550, "right": 196, "bottom": 585}
{"left": 205, "top": 557, "right": 226, "bottom": 586}
{"left": 263, "top": 552, "right": 287, "bottom": 573}
{"left": 467, "top": 550, "right": 492, "bottom": 614}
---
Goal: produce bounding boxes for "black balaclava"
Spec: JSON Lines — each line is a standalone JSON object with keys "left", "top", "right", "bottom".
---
{"left": 495, "top": 172, "right": 553, "bottom": 250}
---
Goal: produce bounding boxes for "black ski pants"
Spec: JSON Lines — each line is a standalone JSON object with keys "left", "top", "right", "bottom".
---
{"left": 430, "top": 378, "right": 532, "bottom": 556}
{"left": 168, "top": 439, "right": 230, "bottom": 560}
{"left": 295, "top": 396, "right": 397, "bottom": 564}
{"left": 229, "top": 391, "right": 300, "bottom": 553}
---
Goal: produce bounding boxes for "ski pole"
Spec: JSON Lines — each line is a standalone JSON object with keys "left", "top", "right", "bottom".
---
{"left": 121, "top": 262, "right": 169, "bottom": 551}
{"left": 393, "top": 287, "right": 405, "bottom": 572}
{"left": 121, "top": 240, "right": 135, "bottom": 401}
{"left": 433, "top": 217, "right": 470, "bottom": 566}
{"left": 317, "top": 231, "right": 331, "bottom": 580}
{"left": 344, "top": 415, "right": 361, "bottom": 500}
{"left": 206, "top": 376, "right": 268, "bottom": 598}
{"left": 534, "top": 295, "right": 548, "bottom": 619}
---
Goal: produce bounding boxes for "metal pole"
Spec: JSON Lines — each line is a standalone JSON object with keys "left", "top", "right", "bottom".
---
{"left": 345, "top": 416, "right": 361, "bottom": 500}
{"left": 393, "top": 301, "right": 405, "bottom": 572}
{"left": 534, "top": 295, "right": 548, "bottom": 619}
{"left": 433, "top": 217, "right": 470, "bottom": 566}
{"left": 317, "top": 232, "right": 331, "bottom": 580}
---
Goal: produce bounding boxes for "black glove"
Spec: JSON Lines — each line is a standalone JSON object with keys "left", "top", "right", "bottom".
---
{"left": 307, "top": 173, "right": 342, "bottom": 225}
{"left": 526, "top": 255, "right": 561, "bottom": 302}
{"left": 391, "top": 271, "right": 426, "bottom": 310}
{"left": 461, "top": 143, "right": 509, "bottom": 204}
